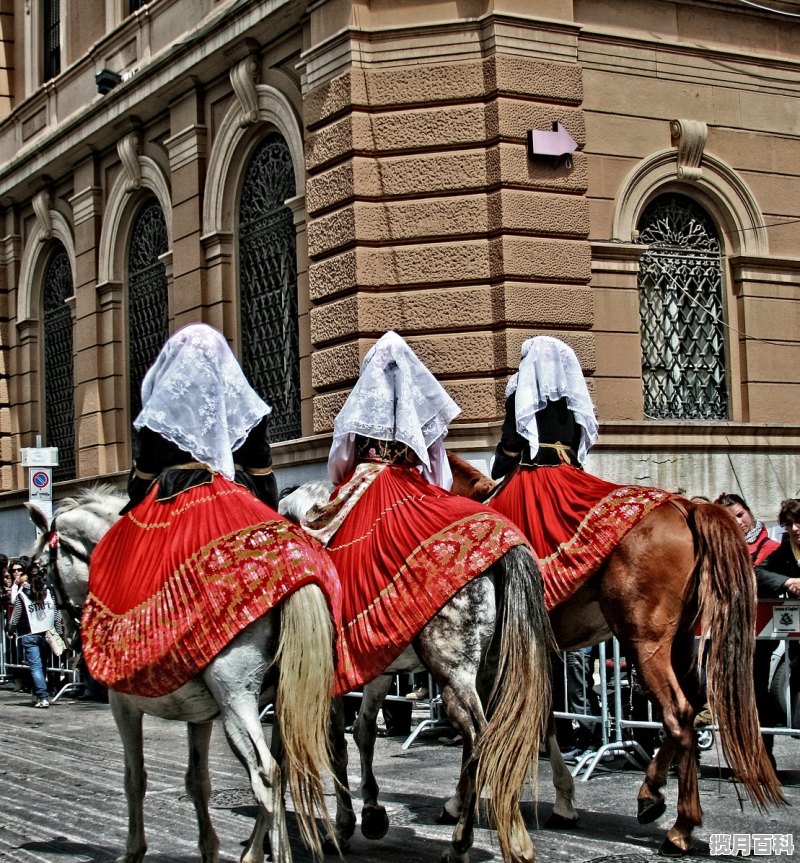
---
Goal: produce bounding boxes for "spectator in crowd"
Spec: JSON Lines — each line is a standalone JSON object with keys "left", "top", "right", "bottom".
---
{"left": 714, "top": 492, "right": 780, "bottom": 566}
{"left": 754, "top": 498, "right": 800, "bottom": 767}
{"left": 9, "top": 559, "right": 29, "bottom": 605}
{"left": 1, "top": 566, "right": 12, "bottom": 623}
{"left": 6, "top": 569, "right": 64, "bottom": 708}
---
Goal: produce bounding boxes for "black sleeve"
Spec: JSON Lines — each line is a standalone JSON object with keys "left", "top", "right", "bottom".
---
{"left": 234, "top": 417, "right": 277, "bottom": 508}
{"left": 126, "top": 427, "right": 190, "bottom": 508}
{"left": 233, "top": 416, "right": 273, "bottom": 469}
{"left": 755, "top": 544, "right": 792, "bottom": 598}
{"left": 491, "top": 394, "right": 525, "bottom": 480}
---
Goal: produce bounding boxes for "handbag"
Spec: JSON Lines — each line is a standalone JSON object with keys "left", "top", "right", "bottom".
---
{"left": 45, "top": 628, "right": 66, "bottom": 657}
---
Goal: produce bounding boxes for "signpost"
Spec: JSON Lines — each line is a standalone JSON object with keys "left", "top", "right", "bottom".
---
{"left": 20, "top": 441, "right": 58, "bottom": 527}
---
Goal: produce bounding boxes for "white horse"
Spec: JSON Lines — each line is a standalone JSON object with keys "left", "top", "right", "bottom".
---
{"left": 28, "top": 487, "right": 336, "bottom": 863}
{"left": 279, "top": 484, "right": 554, "bottom": 863}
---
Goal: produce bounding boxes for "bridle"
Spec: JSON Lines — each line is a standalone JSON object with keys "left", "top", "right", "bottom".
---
{"left": 46, "top": 517, "right": 89, "bottom": 646}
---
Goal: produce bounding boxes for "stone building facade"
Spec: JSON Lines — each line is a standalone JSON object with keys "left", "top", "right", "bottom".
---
{"left": 1, "top": 0, "right": 799, "bottom": 549}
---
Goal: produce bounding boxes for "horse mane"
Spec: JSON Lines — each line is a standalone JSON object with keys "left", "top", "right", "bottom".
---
{"left": 446, "top": 450, "right": 497, "bottom": 502}
{"left": 279, "top": 480, "right": 334, "bottom": 523}
{"left": 55, "top": 483, "right": 126, "bottom": 514}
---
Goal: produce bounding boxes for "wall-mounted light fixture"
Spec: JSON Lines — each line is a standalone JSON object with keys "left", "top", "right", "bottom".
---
{"left": 96, "top": 69, "right": 122, "bottom": 95}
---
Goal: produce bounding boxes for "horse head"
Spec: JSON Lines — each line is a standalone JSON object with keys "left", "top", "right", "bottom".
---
{"left": 26, "top": 485, "right": 125, "bottom": 648}
{"left": 446, "top": 451, "right": 497, "bottom": 502}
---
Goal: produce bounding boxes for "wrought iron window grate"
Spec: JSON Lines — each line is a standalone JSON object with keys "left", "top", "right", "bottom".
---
{"left": 43, "top": 246, "right": 75, "bottom": 481}
{"left": 239, "top": 133, "right": 300, "bottom": 442}
{"left": 128, "top": 201, "right": 169, "bottom": 422}
{"left": 637, "top": 194, "right": 728, "bottom": 420}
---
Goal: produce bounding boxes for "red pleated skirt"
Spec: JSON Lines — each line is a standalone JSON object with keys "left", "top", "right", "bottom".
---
{"left": 322, "top": 465, "right": 527, "bottom": 695}
{"left": 489, "top": 463, "right": 676, "bottom": 610}
{"left": 84, "top": 475, "right": 341, "bottom": 697}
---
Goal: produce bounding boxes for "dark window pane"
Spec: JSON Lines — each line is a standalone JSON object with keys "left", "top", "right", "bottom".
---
{"left": 43, "top": 246, "right": 74, "bottom": 481}
{"left": 238, "top": 132, "right": 300, "bottom": 441}
{"left": 637, "top": 194, "right": 728, "bottom": 420}
{"left": 128, "top": 201, "right": 169, "bottom": 421}
{"left": 43, "top": 0, "right": 60, "bottom": 81}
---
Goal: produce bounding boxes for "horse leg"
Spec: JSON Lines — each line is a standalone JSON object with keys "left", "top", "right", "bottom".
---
{"left": 543, "top": 713, "right": 579, "bottom": 829}
{"left": 185, "top": 721, "right": 220, "bottom": 863}
{"left": 203, "top": 642, "right": 289, "bottom": 863}
{"left": 436, "top": 681, "right": 485, "bottom": 863}
{"left": 218, "top": 693, "right": 288, "bottom": 863}
{"left": 629, "top": 639, "right": 701, "bottom": 853}
{"left": 352, "top": 675, "right": 394, "bottom": 840}
{"left": 327, "top": 697, "right": 356, "bottom": 852}
{"left": 109, "top": 693, "right": 148, "bottom": 863}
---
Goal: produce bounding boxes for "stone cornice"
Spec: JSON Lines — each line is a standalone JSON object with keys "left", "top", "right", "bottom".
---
{"left": 268, "top": 419, "right": 800, "bottom": 467}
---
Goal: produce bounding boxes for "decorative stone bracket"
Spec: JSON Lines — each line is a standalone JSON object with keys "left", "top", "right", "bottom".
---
{"left": 230, "top": 54, "right": 260, "bottom": 128}
{"left": 670, "top": 119, "right": 707, "bottom": 181}
{"left": 118, "top": 131, "right": 142, "bottom": 193}
{"left": 32, "top": 189, "right": 52, "bottom": 240}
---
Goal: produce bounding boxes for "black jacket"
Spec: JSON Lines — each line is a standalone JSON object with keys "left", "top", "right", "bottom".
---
{"left": 124, "top": 416, "right": 277, "bottom": 512}
{"left": 492, "top": 394, "right": 583, "bottom": 480}
{"left": 755, "top": 533, "right": 798, "bottom": 598}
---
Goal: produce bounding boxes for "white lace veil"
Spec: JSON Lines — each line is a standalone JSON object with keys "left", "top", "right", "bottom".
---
{"left": 505, "top": 336, "right": 598, "bottom": 464}
{"left": 134, "top": 323, "right": 271, "bottom": 480}
{"left": 328, "top": 331, "right": 461, "bottom": 488}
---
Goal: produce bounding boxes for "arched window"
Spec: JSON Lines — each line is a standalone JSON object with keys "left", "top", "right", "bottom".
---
{"left": 128, "top": 200, "right": 169, "bottom": 421}
{"left": 42, "top": 244, "right": 74, "bottom": 481}
{"left": 637, "top": 193, "right": 728, "bottom": 420}
{"left": 238, "top": 132, "right": 300, "bottom": 441}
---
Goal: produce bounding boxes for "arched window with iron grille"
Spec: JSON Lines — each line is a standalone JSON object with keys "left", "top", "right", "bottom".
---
{"left": 238, "top": 132, "right": 300, "bottom": 441}
{"left": 128, "top": 199, "right": 169, "bottom": 422}
{"left": 636, "top": 193, "right": 728, "bottom": 420}
{"left": 42, "top": 244, "right": 75, "bottom": 481}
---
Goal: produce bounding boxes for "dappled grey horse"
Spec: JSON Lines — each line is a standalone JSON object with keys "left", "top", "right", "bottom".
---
{"left": 280, "top": 482, "right": 554, "bottom": 863}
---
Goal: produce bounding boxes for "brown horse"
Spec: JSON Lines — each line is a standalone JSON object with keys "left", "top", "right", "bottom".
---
{"left": 446, "top": 451, "right": 783, "bottom": 856}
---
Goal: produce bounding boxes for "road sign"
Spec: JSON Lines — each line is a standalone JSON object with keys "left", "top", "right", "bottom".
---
{"left": 28, "top": 467, "right": 53, "bottom": 525}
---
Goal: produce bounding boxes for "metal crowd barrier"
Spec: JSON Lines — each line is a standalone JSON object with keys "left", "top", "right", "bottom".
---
{"left": 553, "top": 599, "right": 800, "bottom": 781}
{"left": 394, "top": 600, "right": 798, "bottom": 783}
{"left": 0, "top": 629, "right": 82, "bottom": 702}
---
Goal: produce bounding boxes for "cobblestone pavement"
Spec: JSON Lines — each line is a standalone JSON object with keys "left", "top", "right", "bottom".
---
{"left": 1, "top": 689, "right": 798, "bottom": 863}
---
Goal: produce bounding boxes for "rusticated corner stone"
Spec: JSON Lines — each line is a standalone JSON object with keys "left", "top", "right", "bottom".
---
{"left": 314, "top": 390, "right": 350, "bottom": 433}
{"left": 305, "top": 72, "right": 355, "bottom": 129}
{"left": 489, "top": 143, "right": 589, "bottom": 192}
{"left": 311, "top": 340, "right": 362, "bottom": 390}
{"left": 502, "top": 283, "right": 593, "bottom": 328}
{"left": 310, "top": 296, "right": 359, "bottom": 347}
{"left": 490, "top": 236, "right": 592, "bottom": 283}
{"left": 489, "top": 55, "right": 583, "bottom": 104}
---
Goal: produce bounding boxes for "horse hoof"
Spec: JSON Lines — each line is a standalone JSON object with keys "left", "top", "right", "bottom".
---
{"left": 637, "top": 798, "right": 667, "bottom": 824}
{"left": 360, "top": 805, "right": 389, "bottom": 840}
{"left": 436, "top": 809, "right": 459, "bottom": 825}
{"left": 545, "top": 812, "right": 579, "bottom": 830}
{"left": 658, "top": 836, "right": 693, "bottom": 856}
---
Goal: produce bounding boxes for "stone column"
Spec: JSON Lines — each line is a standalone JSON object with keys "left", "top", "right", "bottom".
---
{"left": 165, "top": 88, "right": 209, "bottom": 327}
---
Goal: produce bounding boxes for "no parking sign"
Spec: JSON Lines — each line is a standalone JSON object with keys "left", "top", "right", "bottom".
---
{"left": 20, "top": 445, "right": 59, "bottom": 528}
{"left": 28, "top": 467, "right": 53, "bottom": 522}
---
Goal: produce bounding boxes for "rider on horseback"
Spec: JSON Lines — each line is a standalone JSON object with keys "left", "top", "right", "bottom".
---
{"left": 301, "top": 329, "right": 529, "bottom": 695}
{"left": 83, "top": 323, "right": 340, "bottom": 698}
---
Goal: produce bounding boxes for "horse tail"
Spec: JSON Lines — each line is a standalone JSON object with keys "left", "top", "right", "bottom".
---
{"left": 475, "top": 543, "right": 553, "bottom": 859}
{"left": 275, "top": 583, "right": 336, "bottom": 855}
{"left": 691, "top": 504, "right": 784, "bottom": 808}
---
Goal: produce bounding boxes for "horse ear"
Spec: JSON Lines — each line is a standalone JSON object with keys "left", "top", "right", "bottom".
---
{"left": 24, "top": 501, "right": 50, "bottom": 534}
